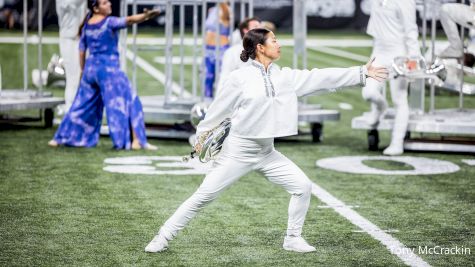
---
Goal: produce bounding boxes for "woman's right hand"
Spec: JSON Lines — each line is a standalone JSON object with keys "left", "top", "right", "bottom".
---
{"left": 144, "top": 9, "right": 161, "bottom": 20}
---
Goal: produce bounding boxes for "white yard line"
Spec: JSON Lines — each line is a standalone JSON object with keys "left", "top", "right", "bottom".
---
{"left": 311, "top": 183, "right": 431, "bottom": 267}
{"left": 125, "top": 48, "right": 191, "bottom": 98}
{"left": 309, "top": 46, "right": 369, "bottom": 63}
{"left": 0, "top": 36, "right": 450, "bottom": 48}
{"left": 153, "top": 56, "right": 202, "bottom": 65}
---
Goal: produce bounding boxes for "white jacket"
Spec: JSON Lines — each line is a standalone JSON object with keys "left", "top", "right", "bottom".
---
{"left": 197, "top": 60, "right": 366, "bottom": 138}
{"left": 217, "top": 44, "right": 251, "bottom": 93}
{"left": 56, "top": 0, "right": 87, "bottom": 39}
{"left": 367, "top": 0, "right": 420, "bottom": 57}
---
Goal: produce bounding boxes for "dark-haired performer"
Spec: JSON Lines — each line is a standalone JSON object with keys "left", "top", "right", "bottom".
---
{"left": 145, "top": 29, "right": 388, "bottom": 253}
{"left": 49, "top": 0, "right": 159, "bottom": 150}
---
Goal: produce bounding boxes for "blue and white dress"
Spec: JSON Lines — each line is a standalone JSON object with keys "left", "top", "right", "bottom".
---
{"left": 204, "top": 6, "right": 230, "bottom": 98}
{"left": 52, "top": 16, "right": 148, "bottom": 149}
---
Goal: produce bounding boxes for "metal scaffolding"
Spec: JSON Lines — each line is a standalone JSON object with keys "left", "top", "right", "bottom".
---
{"left": 0, "top": 0, "right": 64, "bottom": 128}
{"left": 352, "top": 0, "right": 475, "bottom": 153}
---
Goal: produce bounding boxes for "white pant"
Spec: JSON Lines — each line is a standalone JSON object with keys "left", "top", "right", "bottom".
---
{"left": 161, "top": 135, "right": 313, "bottom": 239}
{"left": 59, "top": 36, "right": 81, "bottom": 112}
{"left": 440, "top": 3, "right": 475, "bottom": 50}
{"left": 362, "top": 41, "right": 409, "bottom": 147}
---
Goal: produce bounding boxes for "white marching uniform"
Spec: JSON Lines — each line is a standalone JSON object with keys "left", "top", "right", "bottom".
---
{"left": 56, "top": 0, "right": 86, "bottom": 112}
{"left": 439, "top": 2, "right": 475, "bottom": 57}
{"left": 217, "top": 44, "right": 250, "bottom": 94}
{"left": 160, "top": 60, "right": 367, "bottom": 240}
{"left": 231, "top": 29, "right": 242, "bottom": 46}
{"left": 363, "top": 0, "right": 420, "bottom": 154}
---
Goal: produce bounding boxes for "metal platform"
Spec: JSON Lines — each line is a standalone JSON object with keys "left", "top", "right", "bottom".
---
{"left": 0, "top": 90, "right": 63, "bottom": 111}
{"left": 352, "top": 108, "right": 475, "bottom": 135}
{"left": 0, "top": 89, "right": 64, "bottom": 127}
{"left": 352, "top": 108, "right": 475, "bottom": 152}
{"left": 100, "top": 95, "right": 340, "bottom": 142}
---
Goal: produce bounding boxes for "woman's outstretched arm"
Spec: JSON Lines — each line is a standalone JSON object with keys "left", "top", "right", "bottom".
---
{"left": 288, "top": 58, "right": 388, "bottom": 97}
{"left": 126, "top": 9, "right": 160, "bottom": 25}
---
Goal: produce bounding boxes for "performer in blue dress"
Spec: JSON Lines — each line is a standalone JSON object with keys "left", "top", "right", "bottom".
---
{"left": 48, "top": 0, "right": 159, "bottom": 150}
{"left": 204, "top": 3, "right": 231, "bottom": 98}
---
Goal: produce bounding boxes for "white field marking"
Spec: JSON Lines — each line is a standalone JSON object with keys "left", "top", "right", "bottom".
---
{"left": 311, "top": 183, "right": 431, "bottom": 267}
{"left": 308, "top": 53, "right": 344, "bottom": 67}
{"left": 125, "top": 48, "right": 191, "bottom": 98}
{"left": 103, "top": 156, "right": 212, "bottom": 175}
{"left": 338, "top": 102, "right": 353, "bottom": 110}
{"left": 461, "top": 159, "right": 475, "bottom": 166}
{"left": 0, "top": 36, "right": 450, "bottom": 48}
{"left": 352, "top": 229, "right": 400, "bottom": 233}
{"left": 317, "top": 205, "right": 359, "bottom": 209}
{"left": 154, "top": 56, "right": 202, "bottom": 65}
{"left": 309, "top": 46, "right": 368, "bottom": 63}
{"left": 316, "top": 156, "right": 460, "bottom": 175}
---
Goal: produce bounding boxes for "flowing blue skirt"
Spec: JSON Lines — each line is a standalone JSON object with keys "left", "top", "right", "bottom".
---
{"left": 53, "top": 55, "right": 147, "bottom": 149}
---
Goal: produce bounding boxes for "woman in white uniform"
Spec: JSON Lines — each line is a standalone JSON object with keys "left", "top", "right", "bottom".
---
{"left": 55, "top": 0, "right": 87, "bottom": 113}
{"left": 438, "top": 1, "right": 475, "bottom": 58}
{"left": 145, "top": 28, "right": 388, "bottom": 253}
{"left": 362, "top": 0, "right": 421, "bottom": 156}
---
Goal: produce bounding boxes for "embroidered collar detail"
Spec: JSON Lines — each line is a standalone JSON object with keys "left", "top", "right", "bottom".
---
{"left": 251, "top": 60, "right": 275, "bottom": 97}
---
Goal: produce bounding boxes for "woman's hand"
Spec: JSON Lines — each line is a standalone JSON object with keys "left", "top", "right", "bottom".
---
{"left": 144, "top": 9, "right": 161, "bottom": 21}
{"left": 365, "top": 57, "right": 389, "bottom": 82}
{"left": 193, "top": 131, "right": 210, "bottom": 154}
{"left": 194, "top": 142, "right": 203, "bottom": 154}
{"left": 127, "top": 8, "right": 161, "bottom": 25}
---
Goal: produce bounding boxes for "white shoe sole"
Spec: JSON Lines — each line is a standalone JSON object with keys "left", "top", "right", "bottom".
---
{"left": 144, "top": 244, "right": 168, "bottom": 253}
{"left": 283, "top": 245, "right": 316, "bottom": 253}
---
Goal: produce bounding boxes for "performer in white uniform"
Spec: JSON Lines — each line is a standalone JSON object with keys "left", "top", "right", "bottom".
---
{"left": 218, "top": 17, "right": 261, "bottom": 92}
{"left": 362, "top": 0, "right": 421, "bottom": 156}
{"left": 438, "top": 1, "right": 475, "bottom": 58}
{"left": 56, "top": 0, "right": 87, "bottom": 112}
{"left": 145, "top": 28, "right": 388, "bottom": 253}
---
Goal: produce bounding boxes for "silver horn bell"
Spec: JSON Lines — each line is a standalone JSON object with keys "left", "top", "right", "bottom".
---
{"left": 392, "top": 56, "right": 447, "bottom": 84}
{"left": 46, "top": 54, "right": 66, "bottom": 87}
{"left": 183, "top": 118, "right": 232, "bottom": 163}
{"left": 32, "top": 54, "right": 66, "bottom": 88}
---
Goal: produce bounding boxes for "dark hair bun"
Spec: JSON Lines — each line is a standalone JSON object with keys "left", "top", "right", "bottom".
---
{"left": 240, "top": 50, "right": 249, "bottom": 62}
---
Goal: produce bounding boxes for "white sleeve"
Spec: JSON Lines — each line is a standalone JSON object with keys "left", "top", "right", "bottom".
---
{"left": 196, "top": 74, "right": 241, "bottom": 135}
{"left": 217, "top": 49, "right": 235, "bottom": 92}
{"left": 284, "top": 66, "right": 365, "bottom": 97}
{"left": 399, "top": 0, "right": 421, "bottom": 57}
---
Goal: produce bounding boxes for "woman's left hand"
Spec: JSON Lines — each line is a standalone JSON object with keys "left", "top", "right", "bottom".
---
{"left": 366, "top": 57, "right": 389, "bottom": 82}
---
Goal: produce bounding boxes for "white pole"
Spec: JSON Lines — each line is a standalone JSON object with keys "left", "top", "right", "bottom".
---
{"left": 38, "top": 0, "right": 43, "bottom": 94}
{"left": 23, "top": 0, "right": 28, "bottom": 91}
{"left": 132, "top": 0, "right": 138, "bottom": 91}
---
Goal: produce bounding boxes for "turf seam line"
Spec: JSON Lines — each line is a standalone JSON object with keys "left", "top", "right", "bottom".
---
{"left": 311, "top": 183, "right": 431, "bottom": 267}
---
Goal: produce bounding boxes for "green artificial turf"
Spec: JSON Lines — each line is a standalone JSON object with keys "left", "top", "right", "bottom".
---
{"left": 1, "top": 32, "right": 474, "bottom": 266}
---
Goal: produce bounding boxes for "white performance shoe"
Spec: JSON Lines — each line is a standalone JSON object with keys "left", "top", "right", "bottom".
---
{"left": 383, "top": 144, "right": 404, "bottom": 156}
{"left": 283, "top": 236, "right": 316, "bottom": 253}
{"left": 145, "top": 233, "right": 169, "bottom": 253}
